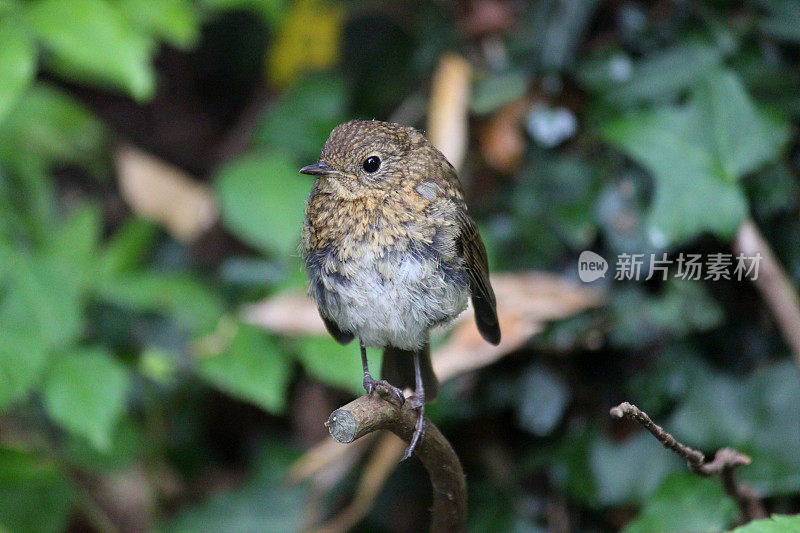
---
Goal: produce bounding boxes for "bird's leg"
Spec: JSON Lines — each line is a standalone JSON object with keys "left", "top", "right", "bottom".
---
{"left": 360, "top": 340, "right": 405, "bottom": 406}
{"left": 401, "top": 349, "right": 426, "bottom": 461}
{"left": 360, "top": 340, "right": 373, "bottom": 395}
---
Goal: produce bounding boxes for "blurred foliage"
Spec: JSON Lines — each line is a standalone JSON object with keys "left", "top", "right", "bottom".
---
{"left": 0, "top": 0, "right": 799, "bottom": 532}
{"left": 731, "top": 513, "right": 800, "bottom": 533}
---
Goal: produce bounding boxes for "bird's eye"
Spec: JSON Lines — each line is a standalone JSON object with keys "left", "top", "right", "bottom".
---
{"left": 362, "top": 155, "right": 381, "bottom": 173}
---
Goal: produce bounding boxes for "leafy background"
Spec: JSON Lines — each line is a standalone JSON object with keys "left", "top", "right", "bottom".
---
{"left": 1, "top": 0, "right": 800, "bottom": 531}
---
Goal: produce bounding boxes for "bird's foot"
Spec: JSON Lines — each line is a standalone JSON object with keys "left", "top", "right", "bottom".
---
{"left": 405, "top": 393, "right": 424, "bottom": 409}
{"left": 363, "top": 374, "right": 405, "bottom": 407}
{"left": 401, "top": 398, "right": 426, "bottom": 461}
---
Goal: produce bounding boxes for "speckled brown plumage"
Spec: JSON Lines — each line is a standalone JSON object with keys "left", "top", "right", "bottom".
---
{"left": 299, "top": 119, "right": 499, "bottom": 459}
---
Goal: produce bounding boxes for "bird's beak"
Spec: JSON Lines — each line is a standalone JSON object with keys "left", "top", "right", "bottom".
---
{"left": 299, "top": 161, "right": 334, "bottom": 176}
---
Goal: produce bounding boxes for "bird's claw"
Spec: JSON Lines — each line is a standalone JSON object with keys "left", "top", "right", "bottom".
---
{"left": 401, "top": 402, "right": 426, "bottom": 461}
{"left": 363, "top": 375, "right": 405, "bottom": 407}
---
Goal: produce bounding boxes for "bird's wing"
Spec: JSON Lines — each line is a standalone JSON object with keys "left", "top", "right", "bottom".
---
{"left": 322, "top": 315, "right": 354, "bottom": 345}
{"left": 457, "top": 210, "right": 501, "bottom": 345}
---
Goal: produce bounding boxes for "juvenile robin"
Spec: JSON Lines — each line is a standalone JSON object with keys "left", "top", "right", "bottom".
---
{"left": 300, "top": 120, "right": 500, "bottom": 459}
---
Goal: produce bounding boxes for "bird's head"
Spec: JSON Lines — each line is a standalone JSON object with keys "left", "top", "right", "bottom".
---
{"left": 299, "top": 120, "right": 438, "bottom": 198}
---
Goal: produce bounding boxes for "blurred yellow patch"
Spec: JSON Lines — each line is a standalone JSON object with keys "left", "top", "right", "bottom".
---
{"left": 267, "top": 0, "right": 344, "bottom": 87}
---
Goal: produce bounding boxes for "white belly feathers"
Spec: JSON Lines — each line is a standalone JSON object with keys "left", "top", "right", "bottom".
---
{"left": 315, "top": 254, "right": 469, "bottom": 350}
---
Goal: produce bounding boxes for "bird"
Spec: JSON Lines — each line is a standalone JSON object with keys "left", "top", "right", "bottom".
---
{"left": 300, "top": 119, "right": 500, "bottom": 459}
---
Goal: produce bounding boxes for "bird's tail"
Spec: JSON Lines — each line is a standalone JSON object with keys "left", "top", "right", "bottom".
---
{"left": 381, "top": 343, "right": 438, "bottom": 401}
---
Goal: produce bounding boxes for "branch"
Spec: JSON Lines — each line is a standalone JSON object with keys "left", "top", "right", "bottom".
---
{"left": 610, "top": 402, "right": 766, "bottom": 523}
{"left": 734, "top": 218, "right": 800, "bottom": 371}
{"left": 325, "top": 393, "right": 466, "bottom": 533}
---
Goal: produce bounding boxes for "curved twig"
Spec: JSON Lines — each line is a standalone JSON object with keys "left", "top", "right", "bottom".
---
{"left": 325, "top": 394, "right": 466, "bottom": 533}
{"left": 611, "top": 402, "right": 766, "bottom": 523}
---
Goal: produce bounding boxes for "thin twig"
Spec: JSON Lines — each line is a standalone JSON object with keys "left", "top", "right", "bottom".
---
{"left": 610, "top": 402, "right": 766, "bottom": 523}
{"left": 325, "top": 392, "right": 466, "bottom": 533}
{"left": 734, "top": 218, "right": 800, "bottom": 370}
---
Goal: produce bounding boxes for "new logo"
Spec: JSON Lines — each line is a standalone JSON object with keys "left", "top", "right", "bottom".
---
{"left": 578, "top": 251, "right": 608, "bottom": 282}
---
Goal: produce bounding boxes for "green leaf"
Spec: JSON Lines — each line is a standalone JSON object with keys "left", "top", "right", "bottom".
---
{"left": 578, "top": 43, "right": 723, "bottom": 105}
{"left": 196, "top": 321, "right": 291, "bottom": 414}
{"left": 46, "top": 202, "right": 102, "bottom": 285}
{"left": 0, "top": 448, "right": 76, "bottom": 533}
{"left": 0, "top": 0, "right": 20, "bottom": 16}
{"left": 0, "top": 20, "right": 36, "bottom": 126}
{"left": 0, "top": 83, "right": 106, "bottom": 175}
{"left": 0, "top": 326, "right": 49, "bottom": 409}
{"left": 120, "top": 0, "right": 199, "bottom": 49}
{"left": 746, "top": 163, "right": 800, "bottom": 217}
{"left": 738, "top": 362, "right": 800, "bottom": 496}
{"left": 26, "top": 0, "right": 156, "bottom": 100}
{"left": 602, "top": 104, "right": 747, "bottom": 245}
{"left": 43, "top": 348, "right": 130, "bottom": 451}
{"left": 601, "top": 69, "right": 787, "bottom": 245}
{"left": 1, "top": 251, "right": 83, "bottom": 348}
{"left": 293, "top": 336, "right": 368, "bottom": 395}
{"left": 625, "top": 345, "right": 712, "bottom": 415}
{"left": 730, "top": 514, "right": 800, "bottom": 533}
{"left": 668, "top": 361, "right": 800, "bottom": 497}
{"left": 96, "top": 272, "right": 223, "bottom": 334}
{"left": 609, "top": 281, "right": 724, "bottom": 348}
{"left": 623, "top": 473, "right": 737, "bottom": 533}
{"left": 590, "top": 432, "right": 681, "bottom": 506}
{"left": 62, "top": 416, "right": 144, "bottom": 471}
{"left": 550, "top": 425, "right": 598, "bottom": 504}
{"left": 471, "top": 71, "right": 528, "bottom": 115}
{"left": 513, "top": 150, "right": 600, "bottom": 252}
{"left": 215, "top": 153, "right": 309, "bottom": 257}
{"left": 97, "top": 218, "right": 159, "bottom": 277}
{"left": 695, "top": 70, "right": 789, "bottom": 180}
{"left": 3, "top": 161, "right": 57, "bottom": 244}
{"left": 163, "top": 442, "right": 305, "bottom": 532}
{"left": 670, "top": 374, "right": 755, "bottom": 445}
{"left": 251, "top": 74, "right": 347, "bottom": 161}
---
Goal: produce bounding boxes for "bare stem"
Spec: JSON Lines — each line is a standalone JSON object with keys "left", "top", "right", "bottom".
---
{"left": 734, "top": 218, "right": 800, "bottom": 370}
{"left": 610, "top": 402, "right": 766, "bottom": 523}
{"left": 326, "top": 393, "right": 466, "bottom": 533}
